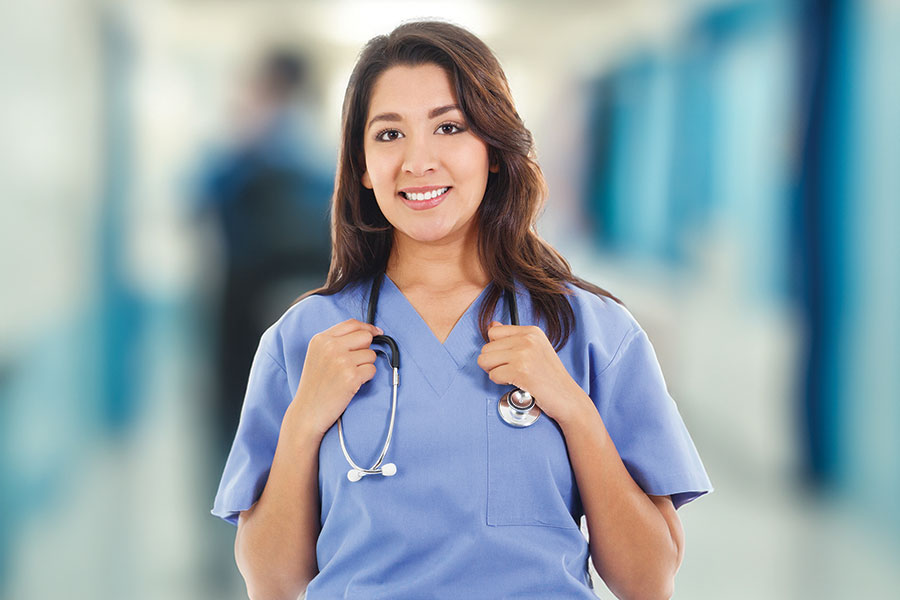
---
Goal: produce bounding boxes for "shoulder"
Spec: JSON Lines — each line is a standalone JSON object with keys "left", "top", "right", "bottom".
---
{"left": 564, "top": 283, "right": 640, "bottom": 341}
{"left": 258, "top": 282, "right": 368, "bottom": 367}
{"left": 560, "top": 283, "right": 643, "bottom": 375}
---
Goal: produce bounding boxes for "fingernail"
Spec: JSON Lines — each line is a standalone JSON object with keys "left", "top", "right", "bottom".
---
{"left": 375, "top": 326, "right": 384, "bottom": 335}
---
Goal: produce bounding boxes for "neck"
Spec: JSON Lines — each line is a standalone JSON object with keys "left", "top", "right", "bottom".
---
{"left": 386, "top": 229, "right": 488, "bottom": 292}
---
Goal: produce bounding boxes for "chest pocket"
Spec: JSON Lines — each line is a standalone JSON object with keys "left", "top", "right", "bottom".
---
{"left": 485, "top": 398, "right": 581, "bottom": 529}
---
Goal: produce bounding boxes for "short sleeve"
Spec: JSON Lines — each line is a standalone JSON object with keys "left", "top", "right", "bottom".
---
{"left": 591, "top": 326, "right": 713, "bottom": 509}
{"left": 211, "top": 336, "right": 293, "bottom": 526}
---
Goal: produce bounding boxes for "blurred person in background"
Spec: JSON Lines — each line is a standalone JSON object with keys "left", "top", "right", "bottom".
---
{"left": 194, "top": 49, "right": 333, "bottom": 467}
{"left": 212, "top": 21, "right": 711, "bottom": 599}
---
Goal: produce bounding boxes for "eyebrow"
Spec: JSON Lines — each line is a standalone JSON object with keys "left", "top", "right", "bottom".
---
{"left": 366, "top": 104, "right": 461, "bottom": 130}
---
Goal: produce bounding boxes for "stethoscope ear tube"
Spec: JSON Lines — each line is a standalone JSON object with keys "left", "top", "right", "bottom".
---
{"left": 338, "top": 353, "right": 399, "bottom": 482}
{"left": 338, "top": 274, "right": 402, "bottom": 482}
{"left": 372, "top": 334, "right": 399, "bottom": 368}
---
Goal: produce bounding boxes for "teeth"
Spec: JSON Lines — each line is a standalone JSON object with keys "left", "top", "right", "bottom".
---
{"left": 403, "top": 187, "right": 448, "bottom": 201}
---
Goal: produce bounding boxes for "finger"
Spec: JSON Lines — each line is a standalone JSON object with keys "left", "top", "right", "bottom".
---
{"left": 477, "top": 350, "right": 511, "bottom": 373}
{"left": 339, "top": 329, "right": 381, "bottom": 351}
{"left": 480, "top": 337, "right": 520, "bottom": 355}
{"left": 346, "top": 363, "right": 378, "bottom": 394}
{"left": 328, "top": 319, "right": 383, "bottom": 337}
{"left": 486, "top": 364, "right": 517, "bottom": 387}
{"left": 326, "top": 319, "right": 367, "bottom": 336}
{"left": 348, "top": 348, "right": 378, "bottom": 367}
{"left": 487, "top": 323, "right": 522, "bottom": 341}
{"left": 357, "top": 362, "right": 377, "bottom": 383}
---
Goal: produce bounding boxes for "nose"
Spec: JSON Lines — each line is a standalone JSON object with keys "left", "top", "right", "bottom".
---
{"left": 401, "top": 133, "right": 438, "bottom": 177}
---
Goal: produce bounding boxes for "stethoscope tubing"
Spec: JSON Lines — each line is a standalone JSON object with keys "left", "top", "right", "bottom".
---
{"left": 337, "top": 358, "right": 399, "bottom": 480}
{"left": 338, "top": 274, "right": 540, "bottom": 482}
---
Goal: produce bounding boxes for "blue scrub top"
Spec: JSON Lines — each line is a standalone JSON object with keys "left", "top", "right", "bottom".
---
{"left": 212, "top": 277, "right": 713, "bottom": 598}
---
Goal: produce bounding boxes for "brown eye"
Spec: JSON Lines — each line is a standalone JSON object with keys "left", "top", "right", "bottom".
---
{"left": 376, "top": 129, "right": 403, "bottom": 142}
{"left": 437, "top": 122, "right": 464, "bottom": 135}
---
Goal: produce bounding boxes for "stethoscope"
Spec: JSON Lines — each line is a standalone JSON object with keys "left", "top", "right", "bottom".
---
{"left": 337, "top": 274, "right": 542, "bottom": 482}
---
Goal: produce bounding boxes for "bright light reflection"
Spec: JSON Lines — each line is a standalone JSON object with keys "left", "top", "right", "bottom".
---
{"left": 323, "top": 0, "right": 497, "bottom": 45}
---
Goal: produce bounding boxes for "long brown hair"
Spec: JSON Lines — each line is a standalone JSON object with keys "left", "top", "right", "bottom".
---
{"left": 300, "top": 20, "right": 621, "bottom": 349}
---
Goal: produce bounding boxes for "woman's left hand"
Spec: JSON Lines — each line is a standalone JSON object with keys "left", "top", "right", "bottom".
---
{"left": 477, "top": 321, "right": 587, "bottom": 425}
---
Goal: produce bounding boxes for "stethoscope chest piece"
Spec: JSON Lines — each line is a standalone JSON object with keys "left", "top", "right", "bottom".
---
{"left": 498, "top": 388, "right": 541, "bottom": 427}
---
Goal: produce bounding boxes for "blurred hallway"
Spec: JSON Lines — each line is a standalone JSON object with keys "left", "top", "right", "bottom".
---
{"left": 6, "top": 239, "right": 900, "bottom": 599}
{"left": 3, "top": 1, "right": 899, "bottom": 598}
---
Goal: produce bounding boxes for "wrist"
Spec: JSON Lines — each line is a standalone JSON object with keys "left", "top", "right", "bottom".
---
{"left": 281, "top": 400, "right": 327, "bottom": 449}
{"left": 553, "top": 385, "right": 599, "bottom": 434}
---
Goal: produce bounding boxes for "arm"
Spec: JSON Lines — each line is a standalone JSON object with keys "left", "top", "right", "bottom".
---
{"left": 234, "top": 405, "right": 322, "bottom": 600}
{"left": 478, "top": 323, "right": 684, "bottom": 600}
{"left": 557, "top": 393, "right": 684, "bottom": 600}
{"left": 233, "top": 319, "right": 382, "bottom": 600}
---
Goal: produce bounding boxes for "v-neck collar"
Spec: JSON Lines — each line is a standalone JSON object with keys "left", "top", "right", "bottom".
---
{"left": 370, "top": 276, "right": 491, "bottom": 396}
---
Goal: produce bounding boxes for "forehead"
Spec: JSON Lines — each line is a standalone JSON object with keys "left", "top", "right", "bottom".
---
{"left": 367, "top": 64, "right": 458, "bottom": 118}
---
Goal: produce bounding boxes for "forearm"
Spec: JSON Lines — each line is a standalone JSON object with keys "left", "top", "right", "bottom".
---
{"left": 558, "top": 391, "right": 679, "bottom": 600}
{"left": 235, "top": 400, "right": 322, "bottom": 600}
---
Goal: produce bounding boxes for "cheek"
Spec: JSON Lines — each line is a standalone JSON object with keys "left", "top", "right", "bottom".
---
{"left": 458, "top": 143, "right": 491, "bottom": 180}
{"left": 369, "top": 152, "right": 403, "bottom": 189}
{"left": 459, "top": 153, "right": 491, "bottom": 194}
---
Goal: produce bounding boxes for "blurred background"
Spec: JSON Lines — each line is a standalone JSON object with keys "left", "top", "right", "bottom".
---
{"left": 2, "top": 0, "right": 898, "bottom": 598}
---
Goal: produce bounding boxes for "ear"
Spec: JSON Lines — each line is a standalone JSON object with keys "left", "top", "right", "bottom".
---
{"left": 361, "top": 171, "right": 373, "bottom": 189}
{"left": 488, "top": 149, "right": 500, "bottom": 174}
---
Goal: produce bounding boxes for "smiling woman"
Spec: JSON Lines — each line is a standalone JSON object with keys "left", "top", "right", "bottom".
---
{"left": 361, "top": 64, "right": 492, "bottom": 248}
{"left": 212, "top": 20, "right": 712, "bottom": 600}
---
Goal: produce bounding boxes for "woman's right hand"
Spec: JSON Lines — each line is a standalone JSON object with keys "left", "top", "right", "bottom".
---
{"left": 290, "top": 319, "right": 383, "bottom": 437}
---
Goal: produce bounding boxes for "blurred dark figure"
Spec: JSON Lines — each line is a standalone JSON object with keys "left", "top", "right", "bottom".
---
{"left": 195, "top": 50, "right": 332, "bottom": 466}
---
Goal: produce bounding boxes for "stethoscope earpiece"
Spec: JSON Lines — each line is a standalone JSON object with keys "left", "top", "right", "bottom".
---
{"left": 346, "top": 462, "right": 397, "bottom": 482}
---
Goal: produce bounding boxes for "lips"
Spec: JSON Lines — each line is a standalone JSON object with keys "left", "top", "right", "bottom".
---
{"left": 399, "top": 186, "right": 451, "bottom": 201}
{"left": 398, "top": 186, "right": 451, "bottom": 210}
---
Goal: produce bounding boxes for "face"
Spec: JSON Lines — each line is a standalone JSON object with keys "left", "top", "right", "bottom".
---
{"left": 361, "top": 63, "right": 494, "bottom": 248}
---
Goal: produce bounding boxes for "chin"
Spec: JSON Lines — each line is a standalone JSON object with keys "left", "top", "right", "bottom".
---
{"left": 406, "top": 230, "right": 454, "bottom": 244}
{"left": 394, "top": 217, "right": 476, "bottom": 246}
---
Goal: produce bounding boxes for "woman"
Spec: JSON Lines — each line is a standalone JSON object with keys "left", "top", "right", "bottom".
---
{"left": 213, "top": 20, "right": 712, "bottom": 600}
